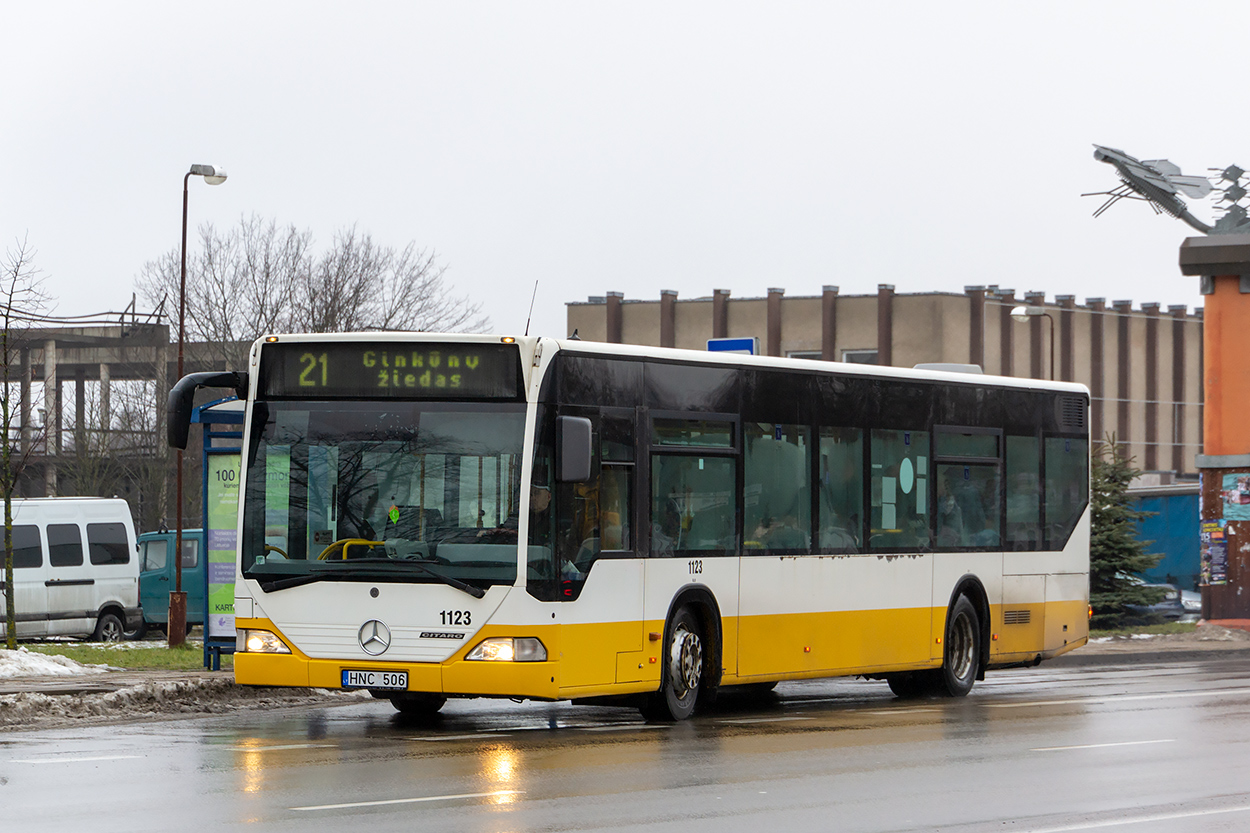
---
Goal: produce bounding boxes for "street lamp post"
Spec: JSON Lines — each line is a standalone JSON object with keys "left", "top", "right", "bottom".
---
{"left": 1010, "top": 305, "right": 1055, "bottom": 381}
{"left": 171, "top": 164, "right": 227, "bottom": 648}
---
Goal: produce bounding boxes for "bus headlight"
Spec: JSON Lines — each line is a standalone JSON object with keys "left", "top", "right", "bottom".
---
{"left": 466, "top": 637, "right": 547, "bottom": 662}
{"left": 236, "top": 629, "right": 291, "bottom": 654}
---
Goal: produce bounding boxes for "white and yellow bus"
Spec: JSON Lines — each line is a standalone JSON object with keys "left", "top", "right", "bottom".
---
{"left": 168, "top": 334, "right": 1090, "bottom": 720}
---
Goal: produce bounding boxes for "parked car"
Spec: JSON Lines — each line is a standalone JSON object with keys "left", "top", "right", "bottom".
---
{"left": 136, "top": 528, "right": 205, "bottom": 637}
{"left": 1125, "top": 579, "right": 1202, "bottom": 622}
{"left": 0, "top": 497, "right": 141, "bottom": 642}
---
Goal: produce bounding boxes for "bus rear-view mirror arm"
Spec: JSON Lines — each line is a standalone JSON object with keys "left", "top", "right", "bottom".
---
{"left": 557, "top": 416, "right": 593, "bottom": 482}
{"left": 167, "top": 371, "right": 250, "bottom": 450}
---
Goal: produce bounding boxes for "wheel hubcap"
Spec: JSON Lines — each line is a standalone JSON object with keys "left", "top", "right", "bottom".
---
{"left": 669, "top": 625, "right": 702, "bottom": 694}
{"left": 950, "top": 612, "right": 974, "bottom": 681}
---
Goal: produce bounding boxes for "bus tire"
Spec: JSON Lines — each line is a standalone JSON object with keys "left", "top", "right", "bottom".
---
{"left": 389, "top": 692, "right": 447, "bottom": 717}
{"left": 92, "top": 612, "right": 124, "bottom": 643}
{"left": 937, "top": 595, "right": 980, "bottom": 697}
{"left": 640, "top": 606, "right": 704, "bottom": 721}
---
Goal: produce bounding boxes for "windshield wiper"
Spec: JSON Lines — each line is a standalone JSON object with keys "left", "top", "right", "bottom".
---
{"left": 327, "top": 557, "right": 487, "bottom": 599}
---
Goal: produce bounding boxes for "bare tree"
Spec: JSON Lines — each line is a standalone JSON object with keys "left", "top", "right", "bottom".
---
{"left": 1, "top": 237, "right": 52, "bottom": 649}
{"left": 135, "top": 215, "right": 490, "bottom": 370}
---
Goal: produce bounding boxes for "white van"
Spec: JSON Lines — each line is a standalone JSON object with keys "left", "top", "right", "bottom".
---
{"left": 0, "top": 498, "right": 141, "bottom": 641}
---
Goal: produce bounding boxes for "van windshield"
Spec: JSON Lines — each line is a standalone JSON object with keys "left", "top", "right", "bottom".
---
{"left": 240, "top": 401, "right": 527, "bottom": 592}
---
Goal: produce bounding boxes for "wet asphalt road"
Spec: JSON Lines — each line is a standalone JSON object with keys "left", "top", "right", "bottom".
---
{"left": 4, "top": 657, "right": 1250, "bottom": 833}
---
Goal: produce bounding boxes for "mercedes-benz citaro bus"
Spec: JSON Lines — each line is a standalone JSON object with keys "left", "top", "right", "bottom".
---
{"left": 167, "top": 333, "right": 1090, "bottom": 720}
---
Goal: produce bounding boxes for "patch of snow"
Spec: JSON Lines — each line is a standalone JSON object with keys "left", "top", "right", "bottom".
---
{"left": 0, "top": 678, "right": 371, "bottom": 730}
{"left": 0, "top": 647, "right": 112, "bottom": 678}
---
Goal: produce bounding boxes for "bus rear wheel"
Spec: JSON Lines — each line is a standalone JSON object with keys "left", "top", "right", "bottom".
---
{"left": 936, "top": 595, "right": 980, "bottom": 697}
{"left": 389, "top": 692, "right": 447, "bottom": 717}
{"left": 641, "top": 606, "right": 703, "bottom": 721}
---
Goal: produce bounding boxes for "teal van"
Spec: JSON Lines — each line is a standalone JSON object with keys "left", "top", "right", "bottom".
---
{"left": 136, "top": 529, "right": 205, "bottom": 636}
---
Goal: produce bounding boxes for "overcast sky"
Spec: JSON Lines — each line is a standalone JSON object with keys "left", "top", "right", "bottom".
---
{"left": 4, "top": 2, "right": 1245, "bottom": 342}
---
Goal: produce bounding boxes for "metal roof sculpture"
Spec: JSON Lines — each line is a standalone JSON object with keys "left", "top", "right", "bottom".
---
{"left": 1087, "top": 145, "right": 1250, "bottom": 235}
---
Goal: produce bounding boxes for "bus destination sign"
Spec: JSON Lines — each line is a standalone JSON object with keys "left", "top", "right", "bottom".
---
{"left": 259, "top": 342, "right": 521, "bottom": 399}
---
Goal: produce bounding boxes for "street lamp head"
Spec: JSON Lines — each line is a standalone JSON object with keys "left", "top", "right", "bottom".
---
{"left": 188, "top": 164, "right": 227, "bottom": 185}
{"left": 1010, "top": 305, "right": 1043, "bottom": 323}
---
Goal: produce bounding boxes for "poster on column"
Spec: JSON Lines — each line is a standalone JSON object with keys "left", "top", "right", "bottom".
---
{"left": 206, "top": 453, "right": 241, "bottom": 639}
{"left": 1220, "top": 474, "right": 1250, "bottom": 520}
{"left": 1200, "top": 519, "right": 1228, "bottom": 586}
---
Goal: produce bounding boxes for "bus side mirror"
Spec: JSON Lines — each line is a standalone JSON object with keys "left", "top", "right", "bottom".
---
{"left": 557, "top": 416, "right": 593, "bottom": 482}
{"left": 167, "top": 371, "right": 249, "bottom": 449}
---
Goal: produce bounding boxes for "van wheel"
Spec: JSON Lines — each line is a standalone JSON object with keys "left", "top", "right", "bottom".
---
{"left": 93, "top": 613, "right": 124, "bottom": 643}
{"left": 640, "top": 606, "right": 703, "bottom": 721}
{"left": 936, "top": 595, "right": 980, "bottom": 697}
{"left": 124, "top": 620, "right": 148, "bottom": 641}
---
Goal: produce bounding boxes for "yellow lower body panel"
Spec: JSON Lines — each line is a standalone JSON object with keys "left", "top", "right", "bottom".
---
{"left": 235, "top": 597, "right": 1089, "bottom": 701}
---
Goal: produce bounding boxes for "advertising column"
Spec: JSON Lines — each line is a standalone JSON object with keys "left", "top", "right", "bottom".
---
{"left": 206, "top": 453, "right": 241, "bottom": 639}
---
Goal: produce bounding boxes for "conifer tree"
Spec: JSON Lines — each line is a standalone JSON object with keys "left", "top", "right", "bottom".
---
{"left": 1089, "top": 436, "right": 1163, "bottom": 628}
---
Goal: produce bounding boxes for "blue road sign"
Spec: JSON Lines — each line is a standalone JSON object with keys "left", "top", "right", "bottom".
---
{"left": 707, "top": 337, "right": 758, "bottom": 355}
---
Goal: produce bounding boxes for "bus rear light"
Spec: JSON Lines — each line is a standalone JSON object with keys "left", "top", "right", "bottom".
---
{"left": 466, "top": 637, "right": 547, "bottom": 662}
{"left": 237, "top": 629, "right": 291, "bottom": 654}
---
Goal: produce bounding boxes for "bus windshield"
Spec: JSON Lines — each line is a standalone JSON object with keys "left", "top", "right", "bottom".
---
{"left": 240, "top": 400, "right": 526, "bottom": 592}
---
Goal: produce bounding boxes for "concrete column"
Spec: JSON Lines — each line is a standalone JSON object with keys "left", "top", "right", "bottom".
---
{"left": 1087, "top": 298, "right": 1106, "bottom": 441}
{"left": 821, "top": 285, "right": 839, "bottom": 361}
{"left": 1180, "top": 233, "right": 1250, "bottom": 618}
{"left": 660, "top": 290, "right": 677, "bottom": 349}
{"left": 876, "top": 284, "right": 894, "bottom": 367}
{"left": 766, "top": 288, "right": 784, "bottom": 357}
{"left": 99, "top": 363, "right": 111, "bottom": 449}
{"left": 43, "top": 339, "right": 56, "bottom": 496}
{"left": 1168, "top": 305, "right": 1187, "bottom": 475}
{"left": 605, "top": 292, "right": 623, "bottom": 344}
{"left": 996, "top": 289, "right": 1016, "bottom": 376}
{"left": 1025, "top": 291, "right": 1046, "bottom": 379}
{"left": 1113, "top": 300, "right": 1133, "bottom": 446}
{"left": 19, "top": 347, "right": 29, "bottom": 455}
{"left": 1143, "top": 302, "right": 1160, "bottom": 470}
{"left": 712, "top": 289, "right": 730, "bottom": 339}
{"left": 964, "top": 286, "right": 985, "bottom": 368}
{"left": 1057, "top": 295, "right": 1076, "bottom": 382}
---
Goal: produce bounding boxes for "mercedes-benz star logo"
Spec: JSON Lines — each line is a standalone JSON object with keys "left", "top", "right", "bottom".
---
{"left": 358, "top": 619, "right": 391, "bottom": 656}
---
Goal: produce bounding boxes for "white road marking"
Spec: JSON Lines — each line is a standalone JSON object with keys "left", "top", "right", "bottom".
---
{"left": 9, "top": 754, "right": 144, "bottom": 764}
{"left": 1031, "top": 739, "right": 1176, "bottom": 752}
{"left": 405, "top": 733, "right": 512, "bottom": 742}
{"left": 1021, "top": 803, "right": 1250, "bottom": 832}
{"left": 228, "top": 743, "right": 337, "bottom": 751}
{"left": 719, "top": 716, "right": 813, "bottom": 724}
{"left": 291, "top": 790, "right": 523, "bottom": 811}
{"left": 987, "top": 686, "right": 1250, "bottom": 709}
{"left": 864, "top": 708, "right": 941, "bottom": 715}
{"left": 581, "top": 723, "right": 671, "bottom": 732}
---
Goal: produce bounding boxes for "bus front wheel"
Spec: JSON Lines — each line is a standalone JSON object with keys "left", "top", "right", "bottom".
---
{"left": 641, "top": 606, "right": 704, "bottom": 721}
{"left": 937, "top": 595, "right": 980, "bottom": 697}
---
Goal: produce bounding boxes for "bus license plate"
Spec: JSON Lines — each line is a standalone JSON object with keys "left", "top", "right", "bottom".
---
{"left": 342, "top": 670, "right": 408, "bottom": 690}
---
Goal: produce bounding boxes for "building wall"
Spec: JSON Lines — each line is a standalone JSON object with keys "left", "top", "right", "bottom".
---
{"left": 567, "top": 287, "right": 1205, "bottom": 475}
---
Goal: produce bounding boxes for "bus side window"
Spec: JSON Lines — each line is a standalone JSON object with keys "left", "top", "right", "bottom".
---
{"left": 1006, "top": 436, "right": 1042, "bottom": 550}
{"left": 560, "top": 412, "right": 633, "bottom": 588}
{"left": 744, "top": 423, "right": 811, "bottom": 554}
{"left": 1045, "top": 437, "right": 1089, "bottom": 550}
{"left": 817, "top": 427, "right": 863, "bottom": 552}
{"left": 869, "top": 429, "right": 930, "bottom": 550}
